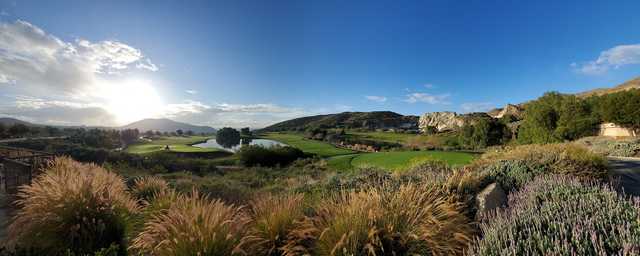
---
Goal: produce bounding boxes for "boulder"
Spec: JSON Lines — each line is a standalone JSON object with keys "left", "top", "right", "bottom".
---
{"left": 418, "top": 111, "right": 465, "bottom": 132}
{"left": 475, "top": 183, "right": 507, "bottom": 216}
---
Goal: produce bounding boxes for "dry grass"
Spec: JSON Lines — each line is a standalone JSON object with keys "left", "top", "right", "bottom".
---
{"left": 244, "top": 193, "right": 307, "bottom": 255}
{"left": 130, "top": 189, "right": 251, "bottom": 256}
{"left": 7, "top": 157, "right": 139, "bottom": 254}
{"left": 283, "top": 183, "right": 474, "bottom": 255}
{"left": 130, "top": 176, "right": 170, "bottom": 203}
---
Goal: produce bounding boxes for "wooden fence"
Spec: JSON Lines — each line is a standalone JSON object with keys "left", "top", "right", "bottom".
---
{"left": 0, "top": 146, "right": 54, "bottom": 194}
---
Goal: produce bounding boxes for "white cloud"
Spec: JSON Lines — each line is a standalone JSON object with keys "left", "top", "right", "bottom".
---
{"left": 573, "top": 44, "right": 640, "bottom": 75}
{"left": 185, "top": 89, "right": 198, "bottom": 94}
{"left": 404, "top": 92, "right": 451, "bottom": 104}
{"left": 460, "top": 102, "right": 494, "bottom": 113}
{"left": 162, "top": 101, "right": 308, "bottom": 128}
{"left": 423, "top": 83, "right": 434, "bottom": 89}
{"left": 364, "top": 95, "right": 387, "bottom": 102}
{"left": 0, "top": 96, "right": 117, "bottom": 126}
{"left": 0, "top": 20, "right": 157, "bottom": 96}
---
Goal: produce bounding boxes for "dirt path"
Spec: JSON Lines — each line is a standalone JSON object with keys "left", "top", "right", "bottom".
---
{"left": 608, "top": 157, "right": 640, "bottom": 196}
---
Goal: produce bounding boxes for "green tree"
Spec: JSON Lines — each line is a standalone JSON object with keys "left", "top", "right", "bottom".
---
{"left": 0, "top": 123, "right": 5, "bottom": 138}
{"left": 176, "top": 129, "right": 184, "bottom": 136}
{"left": 216, "top": 127, "right": 241, "bottom": 148}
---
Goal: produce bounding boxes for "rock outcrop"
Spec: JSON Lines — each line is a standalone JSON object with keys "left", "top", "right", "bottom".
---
{"left": 419, "top": 112, "right": 465, "bottom": 132}
{"left": 487, "top": 104, "right": 523, "bottom": 119}
{"left": 475, "top": 183, "right": 507, "bottom": 216}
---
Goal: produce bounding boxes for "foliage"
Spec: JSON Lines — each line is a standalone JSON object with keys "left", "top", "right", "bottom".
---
{"left": 472, "top": 143, "right": 608, "bottom": 187}
{"left": 237, "top": 145, "right": 306, "bottom": 167}
{"left": 8, "top": 157, "right": 139, "bottom": 255}
{"left": 458, "top": 118, "right": 511, "bottom": 149}
{"left": 130, "top": 190, "right": 251, "bottom": 256}
{"left": 217, "top": 127, "right": 242, "bottom": 148}
{"left": 283, "top": 183, "right": 474, "bottom": 255}
{"left": 130, "top": 176, "right": 170, "bottom": 202}
{"left": 577, "top": 136, "right": 640, "bottom": 157}
{"left": 120, "top": 129, "right": 140, "bottom": 146}
{"left": 470, "top": 175, "right": 640, "bottom": 255}
{"left": 594, "top": 88, "right": 640, "bottom": 131}
{"left": 245, "top": 193, "right": 306, "bottom": 255}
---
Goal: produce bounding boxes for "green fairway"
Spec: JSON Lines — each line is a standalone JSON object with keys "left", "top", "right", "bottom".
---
{"left": 328, "top": 150, "right": 475, "bottom": 171}
{"left": 345, "top": 131, "right": 418, "bottom": 144}
{"left": 261, "top": 132, "right": 355, "bottom": 157}
{"left": 125, "top": 136, "right": 217, "bottom": 154}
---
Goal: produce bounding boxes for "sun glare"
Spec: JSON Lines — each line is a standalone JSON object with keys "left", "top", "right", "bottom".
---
{"left": 101, "top": 79, "right": 164, "bottom": 125}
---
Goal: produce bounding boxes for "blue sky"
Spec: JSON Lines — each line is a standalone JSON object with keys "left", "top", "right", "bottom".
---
{"left": 1, "top": 0, "right": 640, "bottom": 128}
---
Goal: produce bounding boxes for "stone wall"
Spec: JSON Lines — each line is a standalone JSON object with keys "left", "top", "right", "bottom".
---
{"left": 599, "top": 123, "right": 637, "bottom": 137}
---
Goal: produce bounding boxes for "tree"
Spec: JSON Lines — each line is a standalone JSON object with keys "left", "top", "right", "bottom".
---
{"left": 216, "top": 127, "right": 241, "bottom": 148}
{"left": 45, "top": 126, "right": 60, "bottom": 136}
{"left": 240, "top": 127, "right": 251, "bottom": 136}
{"left": 186, "top": 130, "right": 194, "bottom": 136}
{"left": 120, "top": 129, "right": 140, "bottom": 146}
{"left": 0, "top": 123, "right": 5, "bottom": 138}
{"left": 8, "top": 124, "right": 29, "bottom": 137}
{"left": 144, "top": 130, "right": 154, "bottom": 137}
{"left": 176, "top": 129, "right": 184, "bottom": 136}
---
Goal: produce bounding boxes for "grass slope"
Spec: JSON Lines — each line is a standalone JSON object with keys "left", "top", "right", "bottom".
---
{"left": 261, "top": 133, "right": 354, "bottom": 157}
{"left": 126, "top": 136, "right": 216, "bottom": 154}
{"left": 329, "top": 151, "right": 475, "bottom": 171}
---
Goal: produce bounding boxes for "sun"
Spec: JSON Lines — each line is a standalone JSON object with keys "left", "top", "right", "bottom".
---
{"left": 101, "top": 79, "right": 164, "bottom": 125}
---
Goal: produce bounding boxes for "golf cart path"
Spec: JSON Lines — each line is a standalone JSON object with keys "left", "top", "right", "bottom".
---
{"left": 608, "top": 157, "right": 640, "bottom": 196}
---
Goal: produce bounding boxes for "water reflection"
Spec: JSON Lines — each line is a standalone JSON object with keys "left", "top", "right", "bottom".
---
{"left": 193, "top": 138, "right": 286, "bottom": 152}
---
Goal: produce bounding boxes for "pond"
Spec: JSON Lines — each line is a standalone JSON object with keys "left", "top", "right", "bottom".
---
{"left": 193, "top": 138, "right": 286, "bottom": 152}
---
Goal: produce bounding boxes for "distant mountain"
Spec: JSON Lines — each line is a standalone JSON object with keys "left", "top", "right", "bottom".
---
{"left": 261, "top": 111, "right": 419, "bottom": 132}
{"left": 577, "top": 77, "right": 640, "bottom": 98}
{"left": 0, "top": 117, "right": 37, "bottom": 127}
{"left": 121, "top": 118, "right": 216, "bottom": 134}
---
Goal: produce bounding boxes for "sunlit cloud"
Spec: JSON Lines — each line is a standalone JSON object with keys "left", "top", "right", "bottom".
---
{"left": 573, "top": 44, "right": 640, "bottom": 75}
{"left": 185, "top": 89, "right": 198, "bottom": 94}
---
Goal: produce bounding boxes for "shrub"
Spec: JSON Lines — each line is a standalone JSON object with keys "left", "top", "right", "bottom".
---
{"left": 284, "top": 183, "right": 474, "bottom": 255}
{"left": 7, "top": 157, "right": 139, "bottom": 255}
{"left": 470, "top": 175, "right": 640, "bottom": 255}
{"left": 130, "top": 190, "right": 251, "bottom": 256}
{"left": 130, "top": 176, "right": 170, "bottom": 202}
{"left": 245, "top": 193, "right": 306, "bottom": 255}
{"left": 237, "top": 145, "right": 305, "bottom": 167}
{"left": 472, "top": 143, "right": 608, "bottom": 183}
{"left": 577, "top": 136, "right": 640, "bottom": 157}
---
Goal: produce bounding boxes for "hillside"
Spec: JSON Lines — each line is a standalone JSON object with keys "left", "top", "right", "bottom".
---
{"left": 0, "top": 117, "right": 37, "bottom": 127}
{"left": 121, "top": 118, "right": 216, "bottom": 134}
{"left": 262, "top": 111, "right": 418, "bottom": 132}
{"left": 577, "top": 77, "right": 640, "bottom": 98}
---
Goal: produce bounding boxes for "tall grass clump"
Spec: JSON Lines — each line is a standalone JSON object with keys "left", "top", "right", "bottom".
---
{"left": 7, "top": 157, "right": 139, "bottom": 255}
{"left": 245, "top": 193, "right": 306, "bottom": 255}
{"left": 470, "top": 175, "right": 640, "bottom": 255}
{"left": 130, "top": 176, "right": 170, "bottom": 202}
{"left": 130, "top": 189, "right": 251, "bottom": 256}
{"left": 284, "top": 183, "right": 474, "bottom": 255}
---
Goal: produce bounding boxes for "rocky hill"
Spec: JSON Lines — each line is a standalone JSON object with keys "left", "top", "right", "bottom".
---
{"left": 577, "top": 77, "right": 640, "bottom": 98}
{"left": 261, "top": 111, "right": 418, "bottom": 132}
{"left": 121, "top": 118, "right": 216, "bottom": 134}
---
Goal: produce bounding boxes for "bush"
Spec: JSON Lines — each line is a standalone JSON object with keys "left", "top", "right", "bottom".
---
{"left": 472, "top": 143, "right": 608, "bottom": 184}
{"left": 577, "top": 136, "right": 640, "bottom": 157}
{"left": 237, "top": 145, "right": 305, "bottom": 167}
{"left": 283, "top": 183, "right": 474, "bottom": 255}
{"left": 470, "top": 175, "right": 640, "bottom": 255}
{"left": 245, "top": 193, "right": 306, "bottom": 255}
{"left": 8, "top": 157, "right": 139, "bottom": 255}
{"left": 130, "top": 176, "right": 170, "bottom": 202}
{"left": 130, "top": 190, "right": 250, "bottom": 256}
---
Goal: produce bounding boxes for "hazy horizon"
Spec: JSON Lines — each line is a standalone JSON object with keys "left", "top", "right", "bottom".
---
{"left": 1, "top": 0, "right": 640, "bottom": 128}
